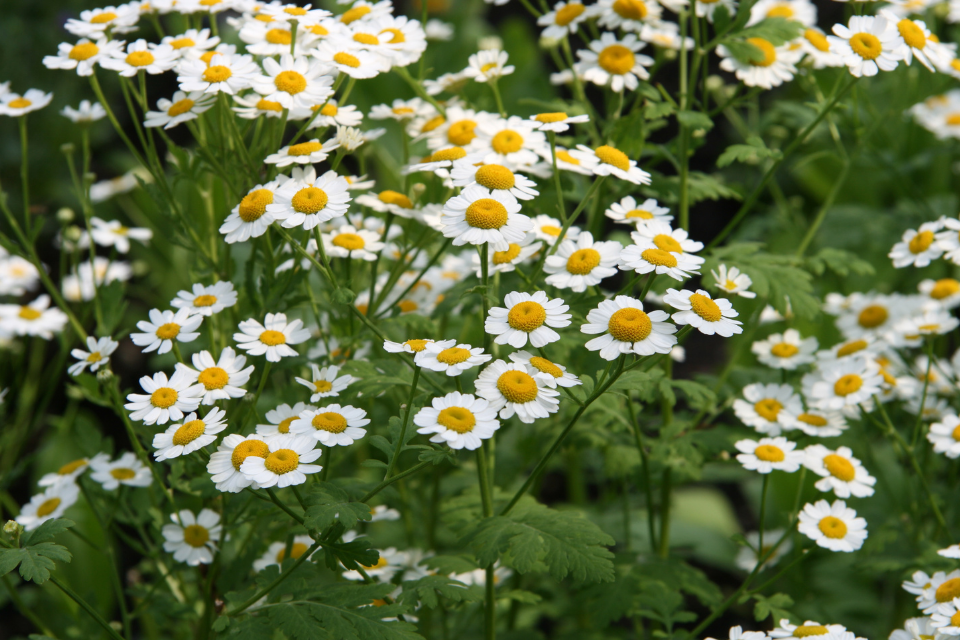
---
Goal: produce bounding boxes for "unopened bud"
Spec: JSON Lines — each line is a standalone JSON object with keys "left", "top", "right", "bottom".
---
{"left": 66, "top": 385, "right": 86, "bottom": 400}
{"left": 478, "top": 36, "right": 503, "bottom": 51}
{"left": 4, "top": 520, "right": 23, "bottom": 539}
{"left": 56, "top": 207, "right": 75, "bottom": 223}
{"left": 110, "top": 621, "right": 123, "bottom": 632}
{"left": 97, "top": 368, "right": 115, "bottom": 382}
{"left": 539, "top": 36, "right": 561, "bottom": 49}
{"left": 705, "top": 75, "right": 725, "bottom": 92}
{"left": 64, "top": 225, "right": 83, "bottom": 242}
{"left": 60, "top": 142, "right": 76, "bottom": 154}
{"left": 132, "top": 260, "right": 150, "bottom": 277}
{"left": 411, "top": 183, "right": 427, "bottom": 201}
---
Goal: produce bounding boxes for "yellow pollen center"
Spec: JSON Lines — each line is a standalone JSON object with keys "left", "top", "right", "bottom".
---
{"left": 194, "top": 294, "right": 217, "bottom": 307}
{"left": 404, "top": 339, "right": 429, "bottom": 352}
{"left": 566, "top": 248, "right": 601, "bottom": 274}
{"left": 491, "top": 130, "right": 524, "bottom": 154}
{"left": 333, "top": 233, "right": 366, "bottom": 251}
{"left": 608, "top": 307, "right": 652, "bottom": 342}
{"left": 288, "top": 141, "right": 323, "bottom": 156}
{"left": 496, "top": 370, "right": 539, "bottom": 403}
{"left": 754, "top": 398, "right": 783, "bottom": 422}
{"left": 746, "top": 37, "right": 777, "bottom": 66}
{"left": 126, "top": 50, "right": 155, "bottom": 67}
{"left": 613, "top": 0, "right": 648, "bottom": 19}
{"left": 555, "top": 3, "right": 585, "bottom": 26}
{"left": 203, "top": 65, "right": 232, "bottom": 83}
{"left": 231, "top": 439, "right": 270, "bottom": 470}
{"left": 754, "top": 444, "right": 785, "bottom": 462}
{"left": 652, "top": 234, "right": 682, "bottom": 253}
{"left": 640, "top": 248, "right": 678, "bottom": 267}
{"left": 312, "top": 412, "right": 348, "bottom": 433}
{"left": 431, "top": 147, "right": 468, "bottom": 162}
{"left": 804, "top": 29, "right": 830, "bottom": 52}
{"left": 465, "top": 198, "right": 509, "bottom": 229}
{"left": 378, "top": 190, "right": 414, "bottom": 208}
{"left": 199, "top": 367, "right": 229, "bottom": 390}
{"left": 200, "top": 51, "right": 217, "bottom": 63}
{"left": 949, "top": 114, "right": 960, "bottom": 126}
{"left": 849, "top": 32, "right": 882, "bottom": 60}
{"left": 951, "top": 613, "right": 960, "bottom": 628}
{"left": 341, "top": 5, "right": 371, "bottom": 23}
{"left": 276, "top": 542, "right": 309, "bottom": 563}
{"left": 797, "top": 413, "right": 828, "bottom": 427}
{"left": 381, "top": 27, "right": 405, "bottom": 43}
{"left": 277, "top": 417, "right": 295, "bottom": 434}
{"left": 909, "top": 230, "right": 935, "bottom": 254}
{"left": 535, "top": 112, "right": 568, "bottom": 123}
{"left": 238, "top": 189, "right": 274, "bottom": 222}
{"left": 70, "top": 42, "right": 100, "bottom": 60}
{"left": 857, "top": 305, "right": 888, "bottom": 328}
{"left": 256, "top": 99, "right": 283, "bottom": 112}
{"left": 766, "top": 5, "right": 794, "bottom": 18}
{"left": 836, "top": 340, "right": 868, "bottom": 357}
{"left": 596, "top": 147, "right": 631, "bottom": 173}
{"left": 111, "top": 468, "right": 137, "bottom": 480}
{"left": 930, "top": 279, "right": 960, "bottom": 299}
{"left": 264, "top": 448, "right": 300, "bottom": 474}
{"left": 91, "top": 12, "right": 118, "bottom": 23}
{"left": 18, "top": 307, "right": 41, "bottom": 320}
{"left": 58, "top": 459, "right": 88, "bottom": 475}
{"left": 7, "top": 98, "right": 30, "bottom": 109}
{"left": 169, "top": 37, "right": 195, "bottom": 49}
{"left": 183, "top": 524, "right": 209, "bottom": 547}
{"left": 399, "top": 300, "right": 418, "bottom": 313}
{"left": 823, "top": 453, "right": 856, "bottom": 481}
{"left": 313, "top": 380, "right": 333, "bottom": 393}
{"left": 274, "top": 70, "right": 306, "bottom": 94}
{"left": 167, "top": 99, "right": 195, "bottom": 117}
{"left": 421, "top": 115, "right": 446, "bottom": 133}
{"left": 818, "top": 517, "right": 848, "bottom": 539}
{"left": 493, "top": 243, "right": 522, "bottom": 265}
{"left": 259, "top": 330, "right": 286, "bottom": 346}
{"left": 474, "top": 166, "right": 517, "bottom": 194}
{"left": 292, "top": 187, "right": 329, "bottom": 214}
{"left": 36, "top": 497, "right": 62, "bottom": 517}
{"left": 334, "top": 51, "right": 362, "bottom": 68}
{"left": 529, "top": 356, "right": 563, "bottom": 378}
{"left": 151, "top": 387, "right": 179, "bottom": 408}
{"left": 172, "top": 419, "right": 206, "bottom": 446}
{"left": 770, "top": 342, "right": 799, "bottom": 358}
{"left": 626, "top": 209, "right": 654, "bottom": 219}
{"left": 353, "top": 32, "right": 380, "bottom": 45}
{"left": 898, "top": 19, "right": 926, "bottom": 49}
{"left": 598, "top": 45, "right": 636, "bottom": 76}
{"left": 318, "top": 103, "right": 338, "bottom": 116}
{"left": 266, "top": 28, "right": 293, "bottom": 45}
{"left": 156, "top": 323, "right": 181, "bottom": 340}
{"left": 689, "top": 293, "right": 722, "bottom": 322}
{"left": 436, "top": 347, "right": 473, "bottom": 365}
{"left": 833, "top": 374, "right": 863, "bottom": 397}
{"left": 480, "top": 62, "right": 498, "bottom": 73}
{"left": 437, "top": 406, "right": 477, "bottom": 433}
{"left": 447, "top": 120, "right": 478, "bottom": 146}
{"left": 285, "top": 6, "right": 307, "bottom": 15}
{"left": 311, "top": 24, "right": 330, "bottom": 36}
{"left": 938, "top": 578, "right": 960, "bottom": 602}
{"left": 363, "top": 557, "right": 389, "bottom": 570}
{"left": 507, "top": 301, "right": 547, "bottom": 332}
{"left": 556, "top": 150, "right": 580, "bottom": 165}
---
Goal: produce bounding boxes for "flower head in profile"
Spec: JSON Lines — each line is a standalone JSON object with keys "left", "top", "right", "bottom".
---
{"left": 575, "top": 144, "right": 652, "bottom": 184}
{"left": 415, "top": 340, "right": 492, "bottom": 376}
{"left": 296, "top": 364, "right": 355, "bottom": 400}
{"left": 664, "top": 288, "right": 742, "bottom": 337}
{"left": 605, "top": 196, "right": 673, "bottom": 228}
{"left": 69, "top": 336, "right": 118, "bottom": 376}
{"left": 171, "top": 281, "right": 238, "bottom": 316}
{"left": 711, "top": 265, "right": 757, "bottom": 298}
{"left": 101, "top": 39, "right": 178, "bottom": 77}
{"left": 90, "top": 452, "right": 153, "bottom": 490}
{"left": 44, "top": 38, "right": 124, "bottom": 77}
{"left": 16, "top": 484, "right": 80, "bottom": 531}
{"left": 0, "top": 90, "right": 53, "bottom": 118}
{"left": 290, "top": 404, "right": 369, "bottom": 446}
{"left": 508, "top": 351, "right": 581, "bottom": 388}
{"left": 803, "top": 444, "right": 876, "bottom": 498}
{"left": 89, "top": 217, "right": 153, "bottom": 253}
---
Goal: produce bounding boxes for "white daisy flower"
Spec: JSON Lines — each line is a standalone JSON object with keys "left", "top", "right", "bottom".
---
{"left": 253, "top": 535, "right": 317, "bottom": 572}
{"left": 475, "top": 360, "right": 561, "bottom": 423}
{"left": 828, "top": 15, "right": 906, "bottom": 77}
{"left": 879, "top": 10, "right": 945, "bottom": 71}
{"left": 177, "top": 52, "right": 260, "bottom": 95}
{"left": 711, "top": 265, "right": 757, "bottom": 298}
{"left": 472, "top": 235, "right": 541, "bottom": 275}
{"left": 576, "top": 32, "right": 654, "bottom": 92}
{"left": 530, "top": 214, "right": 580, "bottom": 246}
{"left": 928, "top": 415, "right": 960, "bottom": 458}
{"left": 322, "top": 224, "right": 384, "bottom": 261}
{"left": 793, "top": 409, "right": 848, "bottom": 438}
{"left": 664, "top": 288, "right": 743, "bottom": 337}
{"left": 804, "top": 444, "right": 876, "bottom": 498}
{"left": 916, "top": 571, "right": 960, "bottom": 612}
{"left": 450, "top": 160, "right": 539, "bottom": 200}
{"left": 474, "top": 116, "right": 550, "bottom": 171}
{"left": 265, "top": 137, "right": 339, "bottom": 167}
{"left": 919, "top": 278, "right": 960, "bottom": 309}
{"left": 295, "top": 364, "right": 355, "bottom": 400}
{"left": 0, "top": 295, "right": 67, "bottom": 339}
{"left": 162, "top": 28, "right": 220, "bottom": 58}
{"left": 544, "top": 232, "right": 622, "bottom": 292}
{"left": 234, "top": 313, "right": 311, "bottom": 362}
{"left": 370, "top": 97, "right": 430, "bottom": 121}
{"left": 463, "top": 49, "right": 514, "bottom": 83}
{"left": 630, "top": 221, "right": 705, "bottom": 258}
{"left": 356, "top": 188, "right": 420, "bottom": 216}
{"left": 752, "top": 329, "right": 818, "bottom": 370}
{"left": 161, "top": 509, "right": 221, "bottom": 566}
{"left": 807, "top": 357, "right": 883, "bottom": 410}
{"left": 125, "top": 369, "right": 203, "bottom": 425}
{"left": 232, "top": 93, "right": 287, "bottom": 119}
{"left": 797, "top": 499, "right": 868, "bottom": 552}
{"left": 508, "top": 351, "right": 581, "bottom": 388}
{"left": 425, "top": 19, "right": 454, "bottom": 41}
{"left": 15, "top": 484, "right": 80, "bottom": 531}
{"left": 257, "top": 402, "right": 316, "bottom": 437}
{"left": 69, "top": 336, "right": 118, "bottom": 376}
{"left": 144, "top": 90, "right": 216, "bottom": 130}
{"left": 733, "top": 383, "right": 803, "bottom": 436}
{"left": 414, "top": 340, "right": 492, "bottom": 376}
{"left": 299, "top": 100, "right": 364, "bottom": 129}
{"left": 581, "top": 295, "right": 678, "bottom": 360}
{"left": 528, "top": 111, "right": 590, "bottom": 133}
{"left": 206, "top": 434, "right": 269, "bottom": 492}
{"left": 718, "top": 37, "right": 802, "bottom": 89}
{"left": 485, "top": 291, "right": 571, "bottom": 348}
{"left": 342, "top": 547, "right": 408, "bottom": 581}
{"left": 269, "top": 167, "right": 352, "bottom": 230}
{"left": 89, "top": 217, "right": 153, "bottom": 253}
{"left": 89, "top": 452, "right": 153, "bottom": 490}
{"left": 890, "top": 221, "right": 946, "bottom": 267}
{"left": 383, "top": 338, "right": 434, "bottom": 355}
{"left": 440, "top": 184, "right": 532, "bottom": 252}
{"left": 65, "top": 6, "right": 139, "bottom": 38}
{"left": 171, "top": 281, "right": 238, "bottom": 317}
{"left": 552, "top": 146, "right": 597, "bottom": 175}
{"left": 574, "top": 144, "right": 652, "bottom": 185}
{"left": 258, "top": 3, "right": 332, "bottom": 24}
{"left": 177, "top": 347, "right": 254, "bottom": 405}
{"left": 38, "top": 455, "right": 106, "bottom": 488}
{"left": 101, "top": 39, "right": 178, "bottom": 77}
{"left": 940, "top": 547, "right": 960, "bottom": 560}
{"left": 240, "top": 434, "right": 322, "bottom": 488}
{"left": 0, "top": 254, "right": 40, "bottom": 296}
{"left": 220, "top": 181, "right": 283, "bottom": 243}
{"left": 44, "top": 38, "right": 124, "bottom": 77}
{"left": 357, "top": 14, "right": 427, "bottom": 68}
{"left": 769, "top": 620, "right": 849, "bottom": 640}
{"left": 238, "top": 20, "right": 309, "bottom": 57}
{"left": 735, "top": 437, "right": 805, "bottom": 473}
{"left": 252, "top": 53, "right": 335, "bottom": 110}
{"left": 595, "top": 0, "right": 664, "bottom": 32}
{"left": 798, "top": 28, "right": 845, "bottom": 68}
{"left": 290, "top": 404, "right": 369, "bottom": 446}
{"left": 153, "top": 408, "right": 228, "bottom": 461}
{"left": 930, "top": 600, "right": 960, "bottom": 635}
{"left": 619, "top": 242, "right": 702, "bottom": 282}
{"left": 370, "top": 504, "right": 401, "bottom": 521}
{"left": 538, "top": 1, "right": 591, "bottom": 38}
{"left": 313, "top": 39, "right": 392, "bottom": 78}
{"left": 414, "top": 392, "right": 500, "bottom": 450}
{"left": 834, "top": 293, "right": 904, "bottom": 340}
{"left": 748, "top": 0, "right": 816, "bottom": 26}
{"left": 605, "top": 196, "right": 673, "bottom": 228}
{"left": 131, "top": 308, "right": 203, "bottom": 355}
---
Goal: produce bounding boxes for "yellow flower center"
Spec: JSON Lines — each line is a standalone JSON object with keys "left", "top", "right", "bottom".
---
{"left": 399, "top": 300, "right": 418, "bottom": 313}
{"left": 541, "top": 225, "right": 562, "bottom": 237}
{"left": 613, "top": 0, "right": 647, "bottom": 19}
{"left": 951, "top": 612, "right": 960, "bottom": 628}
{"left": 379, "top": 190, "right": 414, "bottom": 208}
{"left": 58, "top": 459, "right": 88, "bottom": 475}
{"left": 8, "top": 98, "right": 32, "bottom": 109}
{"left": 156, "top": 323, "right": 181, "bottom": 340}
{"left": 529, "top": 356, "right": 563, "bottom": 378}
{"left": 947, "top": 114, "right": 960, "bottom": 126}
{"left": 556, "top": 150, "right": 580, "bottom": 165}
{"left": 353, "top": 32, "right": 380, "bottom": 45}
{"left": 256, "top": 99, "right": 283, "bottom": 112}
{"left": 393, "top": 106, "right": 415, "bottom": 116}
{"left": 18, "top": 307, "right": 41, "bottom": 320}
{"left": 823, "top": 453, "right": 856, "bottom": 481}
{"left": 151, "top": 387, "right": 179, "bottom": 408}
{"left": 476, "top": 166, "right": 517, "bottom": 193}
{"left": 690, "top": 293, "right": 722, "bottom": 322}
{"left": 126, "top": 50, "right": 156, "bottom": 67}
{"left": 292, "top": 187, "right": 329, "bottom": 214}
{"left": 746, "top": 37, "right": 777, "bottom": 67}
{"left": 259, "top": 330, "right": 286, "bottom": 346}
{"left": 640, "top": 248, "right": 678, "bottom": 267}
{"left": 169, "top": 37, "right": 195, "bottom": 49}
{"left": 753, "top": 398, "right": 783, "bottom": 422}
{"left": 555, "top": 3, "right": 585, "bottom": 26}
{"left": 608, "top": 307, "right": 652, "bottom": 342}
{"left": 496, "top": 370, "right": 540, "bottom": 403}
{"left": 312, "top": 412, "right": 348, "bottom": 433}
{"left": 363, "top": 557, "right": 390, "bottom": 570}
{"left": 595, "top": 145, "right": 630, "bottom": 171}
{"left": 766, "top": 5, "right": 794, "bottom": 18}
{"left": 381, "top": 27, "right": 406, "bottom": 43}
{"left": 909, "top": 230, "right": 935, "bottom": 254}
{"left": 754, "top": 444, "right": 785, "bottom": 462}
{"left": 36, "top": 497, "right": 62, "bottom": 518}
{"left": 490, "top": 131, "right": 525, "bottom": 155}
{"left": 836, "top": 339, "right": 868, "bottom": 357}
{"left": 199, "top": 367, "right": 229, "bottom": 390}
{"left": 857, "top": 305, "right": 887, "bottom": 328}
{"left": 275, "top": 542, "right": 309, "bottom": 562}
{"left": 70, "top": 42, "right": 100, "bottom": 60}
{"left": 317, "top": 103, "right": 338, "bottom": 116}
{"left": 111, "top": 468, "right": 136, "bottom": 480}
{"left": 849, "top": 32, "right": 882, "bottom": 60}
{"left": 200, "top": 51, "right": 218, "bottom": 63}
{"left": 238, "top": 189, "right": 274, "bottom": 222}
{"left": 565, "top": 248, "right": 601, "bottom": 275}
{"left": 264, "top": 448, "right": 300, "bottom": 474}
{"left": 480, "top": 62, "right": 499, "bottom": 73}
{"left": 313, "top": 380, "right": 333, "bottom": 394}
{"left": 266, "top": 28, "right": 293, "bottom": 45}
{"left": 493, "top": 243, "right": 522, "bottom": 265}
{"left": 333, "top": 233, "right": 366, "bottom": 251}
{"left": 447, "top": 119, "right": 478, "bottom": 146}
{"left": 341, "top": 5, "right": 371, "bottom": 23}
{"left": 507, "top": 301, "right": 547, "bottom": 332}
{"left": 421, "top": 115, "right": 446, "bottom": 133}
{"left": 183, "top": 524, "right": 209, "bottom": 547}
{"left": 598, "top": 44, "right": 636, "bottom": 76}
{"left": 930, "top": 279, "right": 960, "bottom": 300}
{"left": 898, "top": 19, "right": 926, "bottom": 49}
{"left": 535, "top": 112, "right": 568, "bottom": 123}
{"left": 172, "top": 419, "right": 206, "bottom": 446}
{"left": 797, "top": 413, "right": 828, "bottom": 427}
{"left": 938, "top": 578, "right": 960, "bottom": 603}
{"left": 651, "top": 235, "right": 681, "bottom": 254}
{"left": 194, "top": 294, "right": 217, "bottom": 307}
{"left": 277, "top": 417, "right": 295, "bottom": 433}
{"left": 464, "top": 198, "right": 509, "bottom": 229}
{"left": 818, "top": 517, "right": 847, "bottom": 539}
{"left": 231, "top": 439, "right": 270, "bottom": 470}
{"left": 274, "top": 70, "right": 307, "bottom": 94}
{"left": 626, "top": 209, "right": 653, "bottom": 219}
{"left": 334, "top": 51, "right": 362, "bottom": 68}
{"left": 285, "top": 6, "right": 307, "bottom": 15}
{"left": 405, "top": 339, "right": 429, "bottom": 352}
{"left": 91, "top": 11, "right": 118, "bottom": 23}
{"left": 437, "top": 406, "right": 477, "bottom": 433}
{"left": 167, "top": 99, "right": 195, "bottom": 117}
{"left": 311, "top": 24, "right": 330, "bottom": 36}
{"left": 770, "top": 342, "right": 799, "bottom": 358}
{"left": 203, "top": 65, "right": 232, "bottom": 83}
{"left": 833, "top": 374, "right": 863, "bottom": 397}
{"left": 436, "top": 347, "right": 473, "bottom": 364}
{"left": 804, "top": 29, "right": 830, "bottom": 52}
{"left": 288, "top": 141, "right": 323, "bottom": 157}
{"left": 431, "top": 147, "right": 468, "bottom": 162}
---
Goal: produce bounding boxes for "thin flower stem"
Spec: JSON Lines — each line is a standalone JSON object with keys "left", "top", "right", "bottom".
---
{"left": 377, "top": 239, "right": 452, "bottom": 318}
{"left": 626, "top": 395, "right": 658, "bottom": 552}
{"left": 265, "top": 487, "right": 305, "bottom": 525}
{"left": 394, "top": 66, "right": 447, "bottom": 117}
{"left": 476, "top": 443, "right": 497, "bottom": 640}
{"left": 49, "top": 571, "right": 129, "bottom": 640}
{"left": 241, "top": 361, "right": 273, "bottom": 432}
{"left": 912, "top": 339, "right": 935, "bottom": 448}
{"left": 384, "top": 366, "right": 421, "bottom": 480}
{"left": 489, "top": 78, "right": 507, "bottom": 118}
{"left": 757, "top": 474, "right": 770, "bottom": 553}
{"left": 658, "top": 468, "right": 672, "bottom": 557}
{"left": 548, "top": 132, "right": 566, "bottom": 223}
{"left": 17, "top": 116, "right": 30, "bottom": 233}
{"left": 226, "top": 540, "right": 323, "bottom": 616}
{"left": 362, "top": 460, "right": 434, "bottom": 503}
{"left": 3, "top": 574, "right": 57, "bottom": 637}
{"left": 794, "top": 158, "right": 850, "bottom": 258}
{"left": 638, "top": 273, "right": 658, "bottom": 302}
{"left": 481, "top": 244, "right": 491, "bottom": 351}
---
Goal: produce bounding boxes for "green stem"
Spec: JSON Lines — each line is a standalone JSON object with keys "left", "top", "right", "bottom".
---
{"left": 477, "top": 444, "right": 496, "bottom": 640}
{"left": 794, "top": 159, "right": 850, "bottom": 258}
{"left": 361, "top": 460, "right": 433, "bottom": 503}
{"left": 49, "top": 574, "right": 128, "bottom": 640}
{"left": 226, "top": 541, "right": 323, "bottom": 616}
{"left": 657, "top": 468, "right": 672, "bottom": 558}
{"left": 3, "top": 574, "right": 57, "bottom": 637}
{"left": 18, "top": 116, "right": 30, "bottom": 233}
{"left": 912, "top": 339, "right": 935, "bottom": 448}
{"left": 548, "top": 132, "right": 566, "bottom": 223}
{"left": 384, "top": 367, "right": 421, "bottom": 480}
{"left": 757, "top": 474, "right": 770, "bottom": 553}
{"left": 265, "top": 487, "right": 305, "bottom": 526}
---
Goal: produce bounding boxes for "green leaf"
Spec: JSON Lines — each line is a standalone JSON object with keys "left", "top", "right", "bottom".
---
{"left": 323, "top": 537, "right": 380, "bottom": 572}
{"left": 736, "top": 17, "right": 804, "bottom": 46}
{"left": 399, "top": 575, "right": 482, "bottom": 609}
{"left": 609, "top": 369, "right": 663, "bottom": 402}
{"left": 676, "top": 110, "right": 714, "bottom": 132}
{"left": 753, "top": 592, "right": 794, "bottom": 623}
{"left": 332, "top": 287, "right": 357, "bottom": 305}
{"left": 717, "top": 137, "right": 782, "bottom": 168}
{"left": 22, "top": 518, "right": 75, "bottom": 545}
{"left": 651, "top": 171, "right": 742, "bottom": 206}
{"left": 0, "top": 518, "right": 74, "bottom": 584}
{"left": 644, "top": 101, "right": 675, "bottom": 121}
{"left": 459, "top": 497, "right": 616, "bottom": 584}
{"left": 670, "top": 380, "right": 717, "bottom": 413}
{"left": 303, "top": 483, "right": 371, "bottom": 533}
{"left": 805, "top": 247, "right": 875, "bottom": 277}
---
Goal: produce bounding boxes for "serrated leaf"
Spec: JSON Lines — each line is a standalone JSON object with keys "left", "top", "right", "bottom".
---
{"left": 676, "top": 110, "right": 714, "bottom": 132}
{"left": 670, "top": 380, "right": 717, "bottom": 412}
{"left": 303, "top": 483, "right": 372, "bottom": 532}
{"left": 736, "top": 17, "right": 803, "bottom": 46}
{"left": 22, "top": 518, "right": 75, "bottom": 545}
{"left": 399, "top": 575, "right": 480, "bottom": 609}
{"left": 753, "top": 592, "right": 794, "bottom": 623}
{"left": 324, "top": 537, "right": 380, "bottom": 572}
{"left": 332, "top": 287, "right": 357, "bottom": 305}
{"left": 717, "top": 137, "right": 782, "bottom": 168}
{"left": 805, "top": 247, "right": 875, "bottom": 277}
{"left": 1, "top": 518, "right": 74, "bottom": 584}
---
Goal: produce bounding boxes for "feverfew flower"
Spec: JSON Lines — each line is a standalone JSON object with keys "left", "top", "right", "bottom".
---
{"left": 807, "top": 357, "right": 883, "bottom": 410}
{"left": 576, "top": 32, "right": 654, "bottom": 92}
{"left": 178, "top": 347, "right": 254, "bottom": 405}
{"left": 733, "top": 383, "right": 803, "bottom": 436}
{"left": 711, "top": 265, "right": 757, "bottom": 298}
{"left": 89, "top": 217, "right": 153, "bottom": 253}
{"left": 44, "top": 38, "right": 124, "bottom": 77}
{"left": 509, "top": 351, "right": 581, "bottom": 388}
{"left": 234, "top": 313, "right": 311, "bottom": 362}
{"left": 269, "top": 167, "right": 352, "bottom": 230}
{"left": 581, "top": 295, "right": 677, "bottom": 360}
{"left": 797, "top": 499, "right": 868, "bottom": 552}
{"left": 89, "top": 452, "right": 153, "bottom": 490}
{"left": 265, "top": 138, "right": 339, "bottom": 167}
{"left": 153, "top": 408, "right": 227, "bottom": 461}
{"left": 207, "top": 434, "right": 269, "bottom": 492}
{"left": 605, "top": 196, "right": 673, "bottom": 228}
{"left": 0, "top": 90, "right": 53, "bottom": 118}
{"left": 290, "top": 404, "right": 369, "bottom": 446}
{"left": 475, "top": 360, "right": 561, "bottom": 423}
{"left": 574, "top": 144, "right": 652, "bottom": 185}
{"left": 296, "top": 364, "right": 355, "bottom": 400}
{"left": 485, "top": 291, "right": 571, "bottom": 348}
{"left": 322, "top": 224, "right": 384, "bottom": 261}
{"left": 415, "top": 392, "right": 500, "bottom": 450}
{"left": 16, "top": 484, "right": 80, "bottom": 531}
{"left": 441, "top": 185, "right": 532, "bottom": 251}
{"left": 101, "top": 39, "right": 178, "bottom": 77}
{"left": 735, "top": 437, "right": 805, "bottom": 473}
{"left": 752, "top": 329, "right": 818, "bottom": 370}
{"left": 528, "top": 111, "right": 590, "bottom": 134}
{"left": 0, "top": 295, "right": 70, "bottom": 339}
{"left": 38, "top": 455, "right": 105, "bottom": 488}
{"left": 718, "top": 37, "right": 801, "bottom": 89}
{"left": 544, "top": 232, "right": 622, "bottom": 293}
{"left": 171, "top": 281, "right": 238, "bottom": 316}
{"left": 65, "top": 6, "right": 139, "bottom": 38}
{"left": 177, "top": 53, "right": 260, "bottom": 95}
{"left": 664, "top": 288, "right": 743, "bottom": 337}
{"left": 803, "top": 444, "right": 877, "bottom": 498}
{"left": 415, "top": 340, "right": 492, "bottom": 376}
{"left": 131, "top": 308, "right": 203, "bottom": 355}
{"left": 463, "top": 49, "right": 514, "bottom": 83}
{"left": 828, "top": 15, "right": 906, "bottom": 77}
{"left": 928, "top": 414, "right": 960, "bottom": 458}
{"left": 254, "top": 536, "right": 317, "bottom": 571}
{"left": 69, "top": 336, "right": 119, "bottom": 376}
{"left": 221, "top": 181, "right": 282, "bottom": 243}
{"left": 240, "top": 434, "right": 322, "bottom": 488}
{"left": 125, "top": 369, "right": 202, "bottom": 425}
{"left": 162, "top": 509, "right": 221, "bottom": 566}
{"left": 252, "top": 54, "right": 335, "bottom": 110}
{"left": 538, "top": 2, "right": 591, "bottom": 39}
{"left": 890, "top": 221, "right": 946, "bottom": 267}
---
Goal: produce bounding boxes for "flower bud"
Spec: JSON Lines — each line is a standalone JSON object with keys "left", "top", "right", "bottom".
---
{"left": 56, "top": 207, "right": 75, "bottom": 223}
